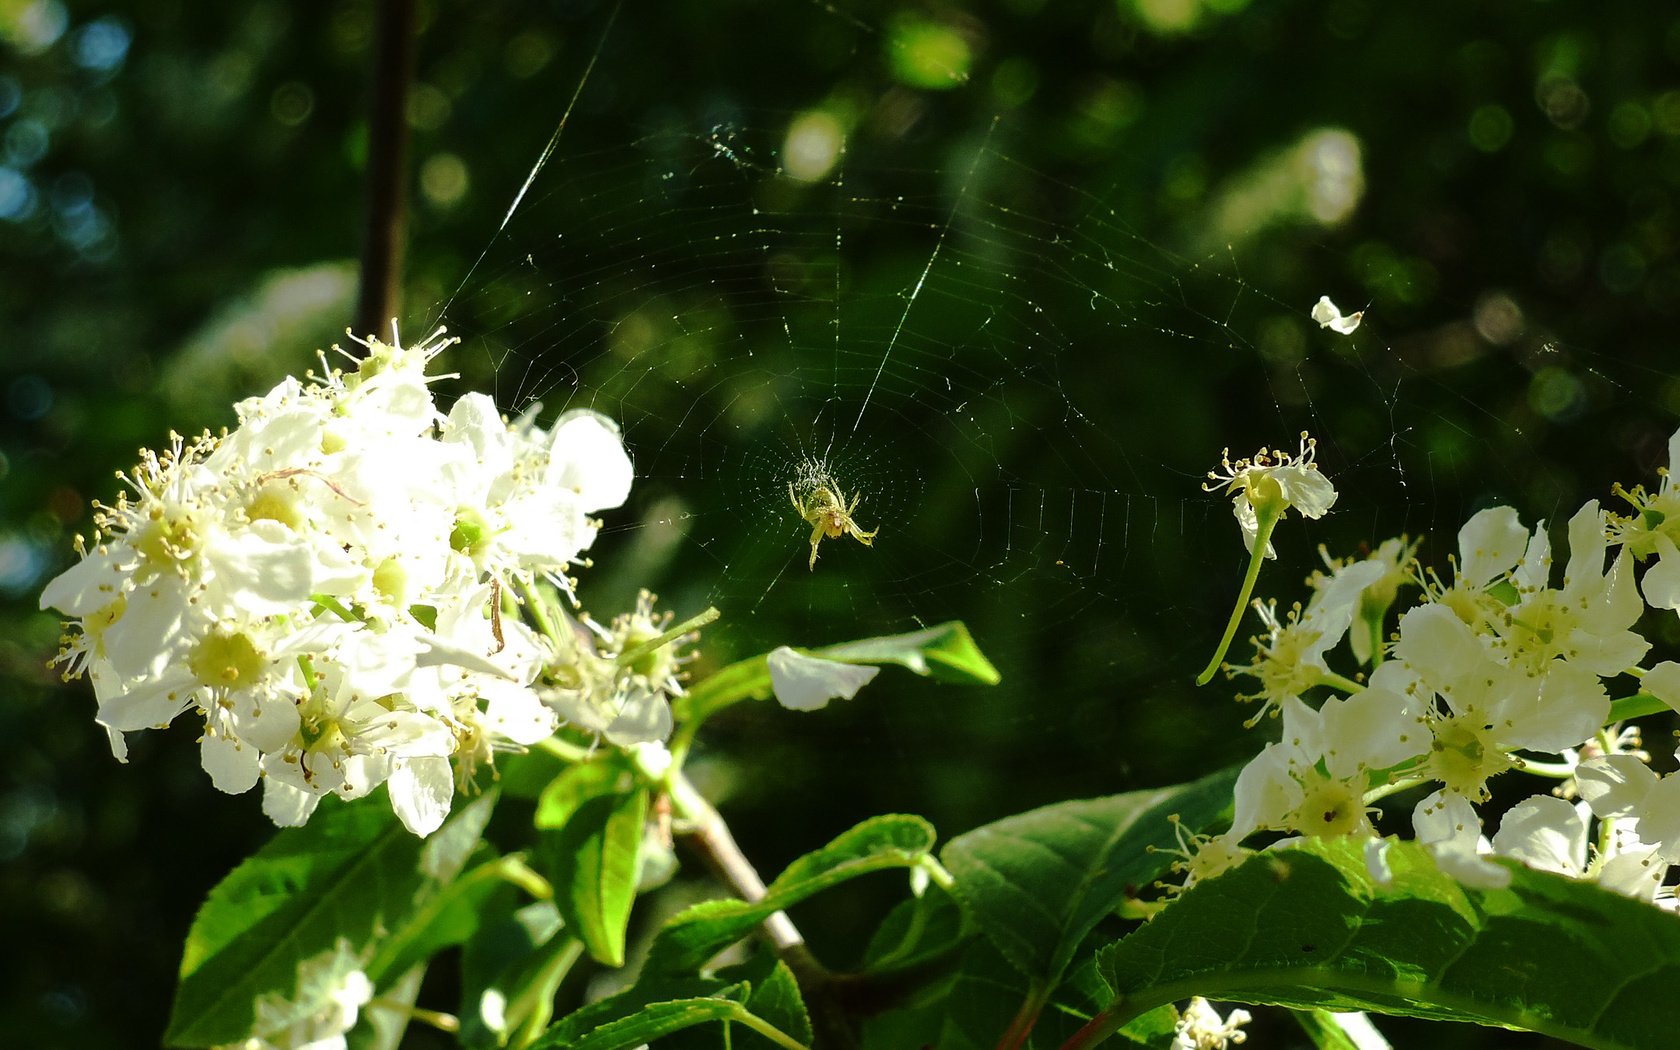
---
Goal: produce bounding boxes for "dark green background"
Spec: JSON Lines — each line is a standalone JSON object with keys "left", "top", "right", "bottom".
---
{"left": 5, "top": 0, "right": 1678, "bottom": 1046}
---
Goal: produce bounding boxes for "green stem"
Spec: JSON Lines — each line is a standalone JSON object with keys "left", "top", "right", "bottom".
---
{"left": 1607, "top": 692, "right": 1666, "bottom": 723}
{"left": 734, "top": 1012, "right": 813, "bottom": 1050}
{"left": 916, "top": 854, "right": 957, "bottom": 894}
{"left": 492, "top": 853, "right": 554, "bottom": 899}
{"left": 515, "top": 577, "right": 562, "bottom": 646}
{"left": 996, "top": 985, "right": 1049, "bottom": 1050}
{"left": 1196, "top": 508, "right": 1281, "bottom": 686}
{"left": 1362, "top": 773, "right": 1429, "bottom": 805}
{"left": 1514, "top": 757, "right": 1575, "bottom": 779}
{"left": 534, "top": 735, "right": 596, "bottom": 765}
{"left": 1058, "top": 1005, "right": 1123, "bottom": 1050}
{"left": 310, "top": 593, "right": 361, "bottom": 623}
{"left": 617, "top": 605, "right": 720, "bottom": 669}
{"left": 1319, "top": 671, "right": 1365, "bottom": 695}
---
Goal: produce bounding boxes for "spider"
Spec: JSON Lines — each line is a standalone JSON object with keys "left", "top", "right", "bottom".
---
{"left": 789, "top": 479, "right": 878, "bottom": 571}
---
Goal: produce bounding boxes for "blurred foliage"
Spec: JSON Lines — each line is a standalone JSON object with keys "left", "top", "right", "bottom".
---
{"left": 6, "top": 0, "right": 1680, "bottom": 1046}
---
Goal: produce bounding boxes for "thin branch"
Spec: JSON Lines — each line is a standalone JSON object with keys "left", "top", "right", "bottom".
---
{"left": 669, "top": 773, "right": 857, "bottom": 1049}
{"left": 354, "top": 0, "right": 417, "bottom": 343}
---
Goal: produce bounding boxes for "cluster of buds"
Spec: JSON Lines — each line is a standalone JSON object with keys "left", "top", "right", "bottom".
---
{"left": 39, "top": 328, "right": 647, "bottom": 835}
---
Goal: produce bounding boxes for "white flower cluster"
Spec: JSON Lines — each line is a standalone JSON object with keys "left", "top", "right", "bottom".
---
{"left": 219, "top": 940, "right": 372, "bottom": 1050}
{"left": 1196, "top": 427, "right": 1680, "bottom": 905}
{"left": 40, "top": 328, "right": 637, "bottom": 835}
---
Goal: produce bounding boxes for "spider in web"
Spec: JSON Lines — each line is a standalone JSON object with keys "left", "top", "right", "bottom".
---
{"left": 789, "top": 478, "right": 878, "bottom": 571}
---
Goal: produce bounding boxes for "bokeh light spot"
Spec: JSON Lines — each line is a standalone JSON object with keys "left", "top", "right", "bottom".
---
{"left": 420, "top": 152, "right": 469, "bottom": 207}
{"left": 887, "top": 16, "right": 972, "bottom": 90}
{"left": 782, "top": 110, "right": 844, "bottom": 183}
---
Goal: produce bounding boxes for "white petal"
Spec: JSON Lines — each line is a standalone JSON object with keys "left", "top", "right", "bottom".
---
{"left": 1297, "top": 560, "right": 1386, "bottom": 666}
{"left": 1490, "top": 796, "right": 1586, "bottom": 876}
{"left": 1392, "top": 604, "right": 1488, "bottom": 691}
{"left": 1364, "top": 838, "right": 1394, "bottom": 887}
{"left": 1311, "top": 295, "right": 1364, "bottom": 334}
{"left": 1576, "top": 754, "right": 1658, "bottom": 819}
{"left": 389, "top": 756, "right": 454, "bottom": 836}
{"left": 547, "top": 410, "right": 633, "bottom": 511}
{"left": 1505, "top": 662, "right": 1606, "bottom": 753}
{"left": 96, "top": 676, "right": 196, "bottom": 732}
{"left": 1229, "top": 743, "right": 1298, "bottom": 840}
{"left": 39, "top": 545, "right": 127, "bottom": 616}
{"left": 478, "top": 680, "right": 559, "bottom": 745}
{"left": 101, "top": 582, "right": 192, "bottom": 679}
{"left": 263, "top": 777, "right": 322, "bottom": 827}
{"left": 444, "top": 393, "right": 515, "bottom": 474}
{"left": 207, "top": 520, "right": 321, "bottom": 614}
{"left": 1322, "top": 684, "right": 1421, "bottom": 773}
{"left": 1413, "top": 790, "right": 1510, "bottom": 889}
{"left": 1636, "top": 773, "right": 1680, "bottom": 861}
{"left": 1511, "top": 519, "right": 1552, "bottom": 594}
{"left": 1642, "top": 536, "right": 1680, "bottom": 610}
{"left": 603, "top": 686, "right": 674, "bottom": 746}
{"left": 201, "top": 731, "right": 262, "bottom": 794}
{"left": 1563, "top": 500, "right": 1607, "bottom": 590}
{"left": 1456, "top": 506, "right": 1528, "bottom": 589}
{"left": 1646, "top": 661, "right": 1680, "bottom": 713}
{"left": 1231, "top": 494, "right": 1276, "bottom": 560}
{"left": 356, "top": 709, "right": 456, "bottom": 757}
{"left": 767, "top": 647, "right": 881, "bottom": 711}
{"left": 1273, "top": 464, "right": 1337, "bottom": 519}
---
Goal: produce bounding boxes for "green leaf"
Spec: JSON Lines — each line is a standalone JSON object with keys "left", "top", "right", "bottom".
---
{"left": 538, "top": 977, "right": 737, "bottom": 1045}
{"left": 814, "top": 621, "right": 1001, "bottom": 685}
{"left": 165, "top": 791, "right": 495, "bottom": 1047}
{"left": 726, "top": 955, "right": 815, "bottom": 1047}
{"left": 860, "top": 881, "right": 968, "bottom": 979}
{"left": 677, "top": 620, "right": 999, "bottom": 723}
{"left": 364, "top": 849, "right": 512, "bottom": 986}
{"left": 923, "top": 936, "right": 1132, "bottom": 1050}
{"left": 941, "top": 764, "right": 1238, "bottom": 992}
{"left": 539, "top": 786, "right": 648, "bottom": 967}
{"left": 534, "top": 752, "right": 634, "bottom": 829}
{"left": 1098, "top": 836, "right": 1680, "bottom": 1050}
{"left": 541, "top": 996, "right": 806, "bottom": 1050}
{"left": 745, "top": 963, "right": 813, "bottom": 1045}
{"left": 648, "top": 814, "right": 937, "bottom": 974}
{"left": 459, "top": 900, "right": 581, "bottom": 1049}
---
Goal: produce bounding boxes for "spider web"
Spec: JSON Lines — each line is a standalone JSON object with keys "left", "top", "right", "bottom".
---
{"left": 418, "top": 4, "right": 1672, "bottom": 814}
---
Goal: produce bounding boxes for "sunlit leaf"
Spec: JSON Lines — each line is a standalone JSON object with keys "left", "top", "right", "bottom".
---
{"left": 165, "top": 791, "right": 494, "bottom": 1047}
{"left": 539, "top": 786, "right": 648, "bottom": 967}
{"left": 648, "top": 814, "right": 936, "bottom": 975}
{"left": 942, "top": 765, "right": 1237, "bottom": 991}
{"left": 1098, "top": 837, "right": 1680, "bottom": 1049}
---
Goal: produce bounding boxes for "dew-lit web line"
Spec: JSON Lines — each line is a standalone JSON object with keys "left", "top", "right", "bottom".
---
{"left": 850, "top": 116, "right": 998, "bottom": 435}
{"left": 430, "top": 0, "right": 622, "bottom": 328}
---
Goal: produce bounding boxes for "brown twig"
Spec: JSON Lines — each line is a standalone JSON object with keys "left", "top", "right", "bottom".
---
{"left": 354, "top": 0, "right": 417, "bottom": 344}
{"left": 671, "top": 775, "right": 856, "bottom": 1049}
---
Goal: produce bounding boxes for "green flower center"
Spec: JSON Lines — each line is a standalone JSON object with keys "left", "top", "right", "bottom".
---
{"left": 188, "top": 630, "right": 265, "bottom": 688}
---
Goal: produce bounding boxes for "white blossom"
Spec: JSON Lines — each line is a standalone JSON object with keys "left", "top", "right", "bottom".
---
{"left": 1204, "top": 432, "right": 1337, "bottom": 559}
{"left": 1172, "top": 997, "right": 1251, "bottom": 1050}
{"left": 219, "top": 940, "right": 373, "bottom": 1050}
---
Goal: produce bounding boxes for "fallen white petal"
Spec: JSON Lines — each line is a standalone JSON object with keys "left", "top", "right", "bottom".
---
{"left": 767, "top": 647, "right": 880, "bottom": 711}
{"left": 1312, "top": 294, "right": 1364, "bottom": 334}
